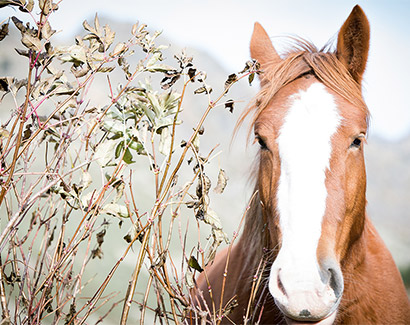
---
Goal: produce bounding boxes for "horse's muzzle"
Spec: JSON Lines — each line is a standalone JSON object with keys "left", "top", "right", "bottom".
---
{"left": 268, "top": 256, "right": 343, "bottom": 323}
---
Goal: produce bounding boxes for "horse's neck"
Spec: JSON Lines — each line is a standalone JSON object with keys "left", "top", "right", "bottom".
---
{"left": 239, "top": 193, "right": 270, "bottom": 269}
{"left": 339, "top": 214, "right": 410, "bottom": 322}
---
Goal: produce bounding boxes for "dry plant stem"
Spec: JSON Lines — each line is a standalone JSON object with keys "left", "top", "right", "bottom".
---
{"left": 214, "top": 191, "right": 258, "bottom": 324}
{"left": 0, "top": 256, "right": 10, "bottom": 320}
{"left": 140, "top": 275, "right": 153, "bottom": 325}
{"left": 1, "top": 56, "right": 110, "bottom": 180}
{"left": 78, "top": 227, "right": 150, "bottom": 325}
{"left": 243, "top": 259, "right": 265, "bottom": 324}
{"left": 155, "top": 72, "right": 247, "bottom": 217}
{"left": 0, "top": 161, "right": 90, "bottom": 251}
{"left": 85, "top": 52, "right": 151, "bottom": 151}
{"left": 0, "top": 62, "right": 33, "bottom": 206}
{"left": 157, "top": 74, "right": 196, "bottom": 195}
{"left": 120, "top": 229, "right": 150, "bottom": 325}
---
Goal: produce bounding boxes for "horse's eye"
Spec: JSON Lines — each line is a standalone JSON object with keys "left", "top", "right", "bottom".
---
{"left": 351, "top": 137, "right": 362, "bottom": 148}
{"left": 256, "top": 136, "right": 268, "bottom": 150}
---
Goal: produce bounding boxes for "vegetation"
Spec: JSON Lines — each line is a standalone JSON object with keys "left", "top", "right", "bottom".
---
{"left": 0, "top": 0, "right": 257, "bottom": 323}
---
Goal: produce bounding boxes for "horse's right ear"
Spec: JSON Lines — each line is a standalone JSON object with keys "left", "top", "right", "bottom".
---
{"left": 250, "top": 23, "right": 281, "bottom": 78}
{"left": 336, "top": 5, "right": 370, "bottom": 84}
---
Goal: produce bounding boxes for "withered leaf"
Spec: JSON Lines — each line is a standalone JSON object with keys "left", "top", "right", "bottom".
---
{"left": 113, "top": 42, "right": 126, "bottom": 55}
{"left": 0, "top": 0, "right": 21, "bottom": 9}
{"left": 15, "top": 48, "right": 30, "bottom": 58}
{"left": 39, "top": 0, "right": 58, "bottom": 15}
{"left": 0, "top": 23, "right": 9, "bottom": 41}
{"left": 0, "top": 77, "right": 12, "bottom": 92}
{"left": 11, "top": 16, "right": 25, "bottom": 33}
{"left": 194, "top": 85, "right": 212, "bottom": 95}
{"left": 96, "top": 229, "right": 106, "bottom": 246}
{"left": 214, "top": 169, "right": 228, "bottom": 194}
{"left": 225, "top": 99, "right": 234, "bottom": 113}
{"left": 101, "top": 203, "right": 129, "bottom": 218}
{"left": 222, "top": 298, "right": 239, "bottom": 316}
{"left": 41, "top": 21, "right": 55, "bottom": 40}
{"left": 185, "top": 200, "right": 199, "bottom": 209}
{"left": 224, "top": 73, "right": 237, "bottom": 91}
{"left": 91, "top": 247, "right": 103, "bottom": 259}
{"left": 21, "top": 32, "right": 42, "bottom": 52}
{"left": 239, "top": 60, "right": 253, "bottom": 74}
{"left": 188, "top": 256, "right": 203, "bottom": 272}
{"left": 187, "top": 67, "right": 196, "bottom": 81}
{"left": 248, "top": 72, "right": 255, "bottom": 85}
{"left": 25, "top": 0, "right": 34, "bottom": 12}
{"left": 103, "top": 24, "right": 115, "bottom": 50}
{"left": 83, "top": 18, "right": 97, "bottom": 36}
{"left": 196, "top": 175, "right": 211, "bottom": 198}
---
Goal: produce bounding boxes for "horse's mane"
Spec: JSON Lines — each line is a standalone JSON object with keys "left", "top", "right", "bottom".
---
{"left": 238, "top": 39, "right": 369, "bottom": 136}
{"left": 238, "top": 38, "right": 370, "bottom": 265}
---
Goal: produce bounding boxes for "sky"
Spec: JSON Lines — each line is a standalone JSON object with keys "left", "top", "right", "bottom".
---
{"left": 2, "top": 0, "right": 410, "bottom": 141}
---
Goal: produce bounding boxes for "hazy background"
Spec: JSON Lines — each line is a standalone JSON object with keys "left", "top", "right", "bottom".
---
{"left": 1, "top": 0, "right": 409, "bottom": 322}
{"left": 41, "top": 0, "right": 410, "bottom": 141}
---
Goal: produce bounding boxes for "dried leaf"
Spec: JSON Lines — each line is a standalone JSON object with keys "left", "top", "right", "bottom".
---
{"left": 39, "top": 0, "right": 56, "bottom": 15}
{"left": 11, "top": 16, "right": 25, "bottom": 33}
{"left": 0, "top": 127, "right": 10, "bottom": 139}
{"left": 0, "top": 77, "right": 12, "bottom": 92}
{"left": 196, "top": 175, "right": 211, "bottom": 198}
{"left": 0, "top": 77, "right": 27, "bottom": 96}
{"left": 25, "top": 0, "right": 34, "bottom": 11}
{"left": 248, "top": 72, "right": 255, "bottom": 85}
{"left": 204, "top": 208, "right": 223, "bottom": 230}
{"left": 0, "top": 23, "right": 9, "bottom": 41}
{"left": 41, "top": 21, "right": 55, "bottom": 40}
{"left": 159, "top": 126, "right": 171, "bottom": 156}
{"left": 58, "top": 45, "right": 87, "bottom": 64}
{"left": 194, "top": 85, "right": 212, "bottom": 95}
{"left": 21, "top": 32, "right": 42, "bottom": 52}
{"left": 185, "top": 200, "right": 199, "bottom": 209}
{"left": 214, "top": 169, "right": 228, "bottom": 194}
{"left": 80, "top": 172, "right": 92, "bottom": 190}
{"left": 225, "top": 99, "right": 234, "bottom": 113}
{"left": 101, "top": 203, "right": 129, "bottom": 218}
{"left": 205, "top": 227, "right": 229, "bottom": 266}
{"left": 239, "top": 60, "right": 254, "bottom": 74}
{"left": 222, "top": 299, "right": 239, "bottom": 317}
{"left": 224, "top": 73, "right": 237, "bottom": 91}
{"left": 96, "top": 229, "right": 106, "bottom": 246}
{"left": 95, "top": 139, "right": 117, "bottom": 166}
{"left": 185, "top": 267, "right": 195, "bottom": 289}
{"left": 0, "top": 0, "right": 21, "bottom": 9}
{"left": 83, "top": 18, "right": 97, "bottom": 35}
{"left": 187, "top": 67, "right": 196, "bottom": 81}
{"left": 113, "top": 42, "right": 126, "bottom": 55}
{"left": 122, "top": 147, "right": 134, "bottom": 164}
{"left": 188, "top": 256, "right": 203, "bottom": 272}
{"left": 103, "top": 24, "right": 115, "bottom": 50}
{"left": 131, "top": 23, "right": 138, "bottom": 36}
{"left": 94, "top": 13, "right": 101, "bottom": 35}
{"left": 124, "top": 221, "right": 144, "bottom": 243}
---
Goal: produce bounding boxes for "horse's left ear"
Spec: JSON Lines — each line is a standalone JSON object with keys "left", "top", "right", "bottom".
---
{"left": 250, "top": 22, "right": 281, "bottom": 82}
{"left": 336, "top": 5, "right": 370, "bottom": 84}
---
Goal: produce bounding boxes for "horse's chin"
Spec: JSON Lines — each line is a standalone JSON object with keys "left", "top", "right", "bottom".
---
{"left": 283, "top": 310, "right": 337, "bottom": 325}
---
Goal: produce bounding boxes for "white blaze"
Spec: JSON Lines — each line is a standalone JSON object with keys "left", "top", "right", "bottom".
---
{"left": 270, "top": 82, "right": 341, "bottom": 299}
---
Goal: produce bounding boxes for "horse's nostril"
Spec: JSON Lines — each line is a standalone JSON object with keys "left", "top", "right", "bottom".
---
{"left": 277, "top": 270, "right": 287, "bottom": 297}
{"left": 328, "top": 267, "right": 343, "bottom": 298}
{"left": 299, "top": 309, "right": 311, "bottom": 318}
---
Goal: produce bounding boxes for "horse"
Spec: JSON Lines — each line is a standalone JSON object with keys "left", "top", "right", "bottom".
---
{"left": 193, "top": 5, "right": 410, "bottom": 325}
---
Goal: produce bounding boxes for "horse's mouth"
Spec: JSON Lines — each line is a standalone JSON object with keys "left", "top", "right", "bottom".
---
{"left": 283, "top": 310, "right": 337, "bottom": 325}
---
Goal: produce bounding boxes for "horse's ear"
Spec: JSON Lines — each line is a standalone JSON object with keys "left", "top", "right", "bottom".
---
{"left": 336, "top": 5, "right": 370, "bottom": 84}
{"left": 250, "top": 22, "right": 281, "bottom": 78}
